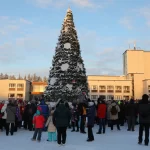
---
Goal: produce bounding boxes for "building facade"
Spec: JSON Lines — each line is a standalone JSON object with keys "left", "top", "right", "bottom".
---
{"left": 31, "top": 82, "right": 47, "bottom": 98}
{"left": 123, "top": 49, "right": 150, "bottom": 99}
{"left": 0, "top": 79, "right": 31, "bottom": 101}
{"left": 88, "top": 75, "right": 132, "bottom": 101}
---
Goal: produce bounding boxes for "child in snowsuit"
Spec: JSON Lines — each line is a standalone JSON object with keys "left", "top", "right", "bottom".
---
{"left": 45, "top": 109, "right": 57, "bottom": 142}
{"left": 32, "top": 106, "right": 45, "bottom": 142}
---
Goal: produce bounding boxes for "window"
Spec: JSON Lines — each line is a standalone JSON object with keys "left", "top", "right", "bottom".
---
{"left": 100, "top": 95, "right": 106, "bottom": 100}
{"left": 92, "top": 85, "right": 97, "bottom": 90}
{"left": 148, "top": 85, "right": 150, "bottom": 93}
{"left": 123, "top": 96, "right": 129, "bottom": 100}
{"left": 32, "top": 85, "right": 40, "bottom": 92}
{"left": 91, "top": 95, "right": 98, "bottom": 100}
{"left": 107, "top": 95, "right": 113, "bottom": 100}
{"left": 91, "top": 85, "right": 98, "bottom": 92}
{"left": 107, "top": 85, "right": 114, "bottom": 93}
{"left": 17, "top": 94, "right": 23, "bottom": 98}
{"left": 107, "top": 86, "right": 114, "bottom": 90}
{"left": 115, "top": 95, "right": 122, "bottom": 100}
{"left": 39, "top": 85, "right": 46, "bottom": 92}
{"left": 17, "top": 84, "right": 24, "bottom": 88}
{"left": 99, "top": 86, "right": 106, "bottom": 90}
{"left": 8, "top": 93, "right": 15, "bottom": 98}
{"left": 9, "top": 83, "right": 16, "bottom": 88}
{"left": 115, "top": 86, "right": 122, "bottom": 93}
{"left": 99, "top": 86, "right": 106, "bottom": 93}
{"left": 123, "top": 86, "right": 130, "bottom": 93}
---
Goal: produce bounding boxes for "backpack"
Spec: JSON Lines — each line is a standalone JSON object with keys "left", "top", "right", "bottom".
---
{"left": 111, "top": 105, "right": 118, "bottom": 115}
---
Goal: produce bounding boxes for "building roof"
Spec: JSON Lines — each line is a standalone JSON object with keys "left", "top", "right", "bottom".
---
{"left": 123, "top": 49, "right": 150, "bottom": 55}
{"left": 0, "top": 79, "right": 31, "bottom": 82}
{"left": 32, "top": 82, "right": 47, "bottom": 85}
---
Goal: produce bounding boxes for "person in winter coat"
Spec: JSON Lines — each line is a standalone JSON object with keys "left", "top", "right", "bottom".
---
{"left": 126, "top": 99, "right": 137, "bottom": 131}
{"left": 45, "top": 109, "right": 57, "bottom": 142}
{"left": 32, "top": 107, "right": 45, "bottom": 142}
{"left": 6, "top": 101, "right": 16, "bottom": 136}
{"left": 108, "top": 100, "right": 120, "bottom": 130}
{"left": 71, "top": 104, "right": 79, "bottom": 132}
{"left": 97, "top": 100, "right": 107, "bottom": 134}
{"left": 138, "top": 94, "right": 150, "bottom": 146}
{"left": 118, "top": 101, "right": 125, "bottom": 126}
{"left": 0, "top": 102, "right": 4, "bottom": 131}
{"left": 28, "top": 102, "right": 37, "bottom": 131}
{"left": 78, "top": 102, "right": 87, "bottom": 133}
{"left": 53, "top": 100, "right": 71, "bottom": 146}
{"left": 86, "top": 101, "right": 95, "bottom": 142}
{"left": 1, "top": 101, "right": 9, "bottom": 130}
{"left": 39, "top": 95, "right": 49, "bottom": 119}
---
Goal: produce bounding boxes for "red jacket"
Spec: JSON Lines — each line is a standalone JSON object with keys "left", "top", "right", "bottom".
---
{"left": 0, "top": 104, "right": 4, "bottom": 118}
{"left": 33, "top": 115, "right": 45, "bottom": 128}
{"left": 97, "top": 104, "right": 107, "bottom": 119}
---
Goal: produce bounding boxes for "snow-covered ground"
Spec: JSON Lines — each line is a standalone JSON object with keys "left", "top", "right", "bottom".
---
{"left": 0, "top": 125, "right": 149, "bottom": 150}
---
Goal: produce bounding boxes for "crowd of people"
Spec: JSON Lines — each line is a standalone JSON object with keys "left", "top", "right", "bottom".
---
{"left": 0, "top": 94, "right": 150, "bottom": 146}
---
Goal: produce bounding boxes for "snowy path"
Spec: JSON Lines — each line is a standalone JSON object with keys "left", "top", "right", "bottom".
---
{"left": 0, "top": 125, "right": 149, "bottom": 150}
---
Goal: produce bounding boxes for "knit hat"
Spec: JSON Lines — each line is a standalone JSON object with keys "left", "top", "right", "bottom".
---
{"left": 37, "top": 106, "right": 42, "bottom": 112}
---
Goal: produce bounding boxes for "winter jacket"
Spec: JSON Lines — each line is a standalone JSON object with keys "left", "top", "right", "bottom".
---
{"left": 6, "top": 105, "right": 16, "bottom": 123}
{"left": 97, "top": 103, "right": 107, "bottom": 119}
{"left": 71, "top": 107, "right": 79, "bottom": 122}
{"left": 33, "top": 115, "right": 45, "bottom": 128}
{"left": 138, "top": 104, "right": 150, "bottom": 124}
{"left": 39, "top": 100, "right": 49, "bottom": 117}
{"left": 1, "top": 104, "right": 8, "bottom": 119}
{"left": 78, "top": 103, "right": 87, "bottom": 116}
{"left": 126, "top": 103, "right": 137, "bottom": 117}
{"left": 118, "top": 103, "right": 125, "bottom": 119}
{"left": 45, "top": 116, "right": 56, "bottom": 132}
{"left": 87, "top": 102, "right": 96, "bottom": 127}
{"left": 0, "top": 104, "right": 4, "bottom": 118}
{"left": 16, "top": 107, "right": 22, "bottom": 121}
{"left": 108, "top": 102, "right": 120, "bottom": 120}
{"left": 53, "top": 104, "right": 71, "bottom": 127}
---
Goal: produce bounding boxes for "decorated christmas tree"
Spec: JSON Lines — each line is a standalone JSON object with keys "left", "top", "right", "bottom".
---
{"left": 45, "top": 8, "right": 88, "bottom": 102}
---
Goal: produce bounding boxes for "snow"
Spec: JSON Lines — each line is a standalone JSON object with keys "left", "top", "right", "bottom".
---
{"left": 58, "top": 59, "right": 62, "bottom": 63}
{"left": 77, "top": 63, "right": 83, "bottom": 70}
{"left": 64, "top": 43, "right": 71, "bottom": 49}
{"left": 1, "top": 125, "right": 148, "bottom": 150}
{"left": 57, "top": 43, "right": 60, "bottom": 49}
{"left": 61, "top": 63, "right": 69, "bottom": 71}
{"left": 64, "top": 27, "right": 68, "bottom": 32}
{"left": 66, "top": 84, "right": 73, "bottom": 91}
{"left": 50, "top": 77, "right": 56, "bottom": 85}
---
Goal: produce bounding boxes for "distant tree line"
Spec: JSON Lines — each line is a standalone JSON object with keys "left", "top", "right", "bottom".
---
{"left": 0, "top": 73, "right": 48, "bottom": 83}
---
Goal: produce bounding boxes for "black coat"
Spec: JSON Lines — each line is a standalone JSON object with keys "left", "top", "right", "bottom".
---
{"left": 138, "top": 104, "right": 150, "bottom": 124}
{"left": 53, "top": 104, "right": 71, "bottom": 127}
{"left": 126, "top": 103, "right": 137, "bottom": 117}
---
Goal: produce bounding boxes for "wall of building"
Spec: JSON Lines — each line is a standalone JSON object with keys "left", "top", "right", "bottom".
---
{"left": 88, "top": 76, "right": 132, "bottom": 100}
{"left": 126, "top": 50, "right": 144, "bottom": 74}
{"left": 0, "top": 79, "right": 31, "bottom": 101}
{"left": 133, "top": 73, "right": 144, "bottom": 99}
{"left": 0, "top": 80, "right": 8, "bottom": 100}
{"left": 144, "top": 52, "right": 150, "bottom": 79}
{"left": 143, "top": 80, "right": 150, "bottom": 96}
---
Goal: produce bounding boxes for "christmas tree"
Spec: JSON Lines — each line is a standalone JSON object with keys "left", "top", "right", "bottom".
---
{"left": 45, "top": 8, "right": 88, "bottom": 102}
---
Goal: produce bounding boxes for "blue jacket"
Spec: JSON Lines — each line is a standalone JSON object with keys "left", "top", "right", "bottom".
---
{"left": 87, "top": 104, "right": 95, "bottom": 127}
{"left": 39, "top": 100, "right": 49, "bottom": 117}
